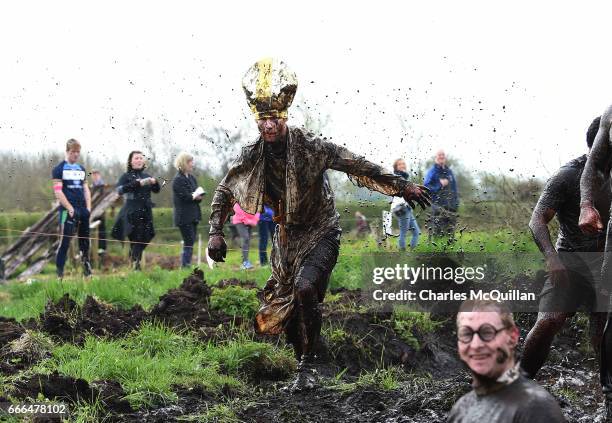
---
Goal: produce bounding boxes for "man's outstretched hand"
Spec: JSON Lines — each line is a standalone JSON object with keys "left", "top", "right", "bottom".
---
{"left": 579, "top": 204, "right": 604, "bottom": 234}
{"left": 403, "top": 184, "right": 431, "bottom": 209}
{"left": 208, "top": 235, "right": 227, "bottom": 262}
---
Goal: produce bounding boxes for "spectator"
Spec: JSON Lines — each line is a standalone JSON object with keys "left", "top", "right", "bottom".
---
{"left": 111, "top": 151, "right": 161, "bottom": 270}
{"left": 424, "top": 149, "right": 459, "bottom": 239}
{"left": 447, "top": 300, "right": 566, "bottom": 423}
{"left": 172, "top": 152, "right": 204, "bottom": 268}
{"left": 258, "top": 204, "right": 277, "bottom": 266}
{"left": 51, "top": 138, "right": 92, "bottom": 279}
{"left": 232, "top": 203, "right": 260, "bottom": 270}
{"left": 391, "top": 159, "right": 420, "bottom": 250}
{"left": 90, "top": 169, "right": 107, "bottom": 256}
{"left": 354, "top": 211, "right": 371, "bottom": 238}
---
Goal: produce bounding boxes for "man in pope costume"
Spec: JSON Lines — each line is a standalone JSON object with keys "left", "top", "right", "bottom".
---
{"left": 207, "top": 58, "right": 431, "bottom": 392}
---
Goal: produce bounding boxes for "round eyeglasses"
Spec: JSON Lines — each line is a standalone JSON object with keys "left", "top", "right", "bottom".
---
{"left": 457, "top": 323, "right": 509, "bottom": 344}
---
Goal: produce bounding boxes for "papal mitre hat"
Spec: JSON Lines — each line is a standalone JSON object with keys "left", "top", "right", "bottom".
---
{"left": 242, "top": 58, "right": 298, "bottom": 120}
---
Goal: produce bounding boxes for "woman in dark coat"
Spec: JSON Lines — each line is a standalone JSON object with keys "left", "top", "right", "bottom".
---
{"left": 172, "top": 152, "right": 203, "bottom": 267}
{"left": 111, "top": 150, "right": 160, "bottom": 270}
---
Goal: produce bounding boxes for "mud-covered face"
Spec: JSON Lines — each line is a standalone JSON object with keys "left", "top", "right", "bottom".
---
{"left": 66, "top": 148, "right": 80, "bottom": 164}
{"left": 457, "top": 312, "right": 518, "bottom": 379}
{"left": 257, "top": 118, "right": 287, "bottom": 143}
{"left": 131, "top": 153, "right": 145, "bottom": 170}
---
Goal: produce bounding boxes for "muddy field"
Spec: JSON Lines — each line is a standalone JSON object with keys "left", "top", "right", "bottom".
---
{"left": 0, "top": 269, "right": 605, "bottom": 422}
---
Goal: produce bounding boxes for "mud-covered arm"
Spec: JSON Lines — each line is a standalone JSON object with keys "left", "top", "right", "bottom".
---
{"left": 529, "top": 171, "right": 566, "bottom": 257}
{"left": 208, "top": 151, "right": 249, "bottom": 237}
{"left": 581, "top": 108, "right": 611, "bottom": 206}
{"left": 208, "top": 185, "right": 235, "bottom": 237}
{"left": 322, "top": 140, "right": 410, "bottom": 196}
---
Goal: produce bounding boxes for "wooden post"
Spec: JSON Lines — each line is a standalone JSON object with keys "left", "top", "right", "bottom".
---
{"left": 89, "top": 220, "right": 100, "bottom": 269}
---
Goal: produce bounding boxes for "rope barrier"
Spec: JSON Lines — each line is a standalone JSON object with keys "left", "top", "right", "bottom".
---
{"left": 0, "top": 227, "right": 388, "bottom": 255}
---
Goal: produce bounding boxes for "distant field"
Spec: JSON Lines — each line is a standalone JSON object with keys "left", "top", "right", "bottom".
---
{"left": 0, "top": 199, "right": 535, "bottom": 245}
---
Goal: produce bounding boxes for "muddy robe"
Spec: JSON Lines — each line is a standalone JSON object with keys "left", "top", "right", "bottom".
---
{"left": 209, "top": 126, "right": 412, "bottom": 334}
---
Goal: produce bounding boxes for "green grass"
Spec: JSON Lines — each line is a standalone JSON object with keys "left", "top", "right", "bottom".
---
{"left": 0, "top": 267, "right": 192, "bottom": 321}
{"left": 556, "top": 386, "right": 580, "bottom": 403}
{"left": 67, "top": 398, "right": 110, "bottom": 423}
{"left": 33, "top": 321, "right": 294, "bottom": 409}
{"left": 0, "top": 237, "right": 372, "bottom": 321}
{"left": 0, "top": 228, "right": 541, "bottom": 322}
{"left": 387, "top": 310, "right": 445, "bottom": 350}
{"left": 331, "top": 366, "right": 406, "bottom": 392}
{"left": 411, "top": 229, "right": 537, "bottom": 253}
{"left": 184, "top": 403, "right": 241, "bottom": 423}
{"left": 210, "top": 286, "right": 259, "bottom": 319}
{"left": 0, "top": 258, "right": 266, "bottom": 321}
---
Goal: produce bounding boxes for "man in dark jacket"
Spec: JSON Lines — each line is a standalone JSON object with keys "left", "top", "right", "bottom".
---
{"left": 172, "top": 152, "right": 204, "bottom": 268}
{"left": 424, "top": 149, "right": 459, "bottom": 239}
{"left": 207, "top": 58, "right": 431, "bottom": 392}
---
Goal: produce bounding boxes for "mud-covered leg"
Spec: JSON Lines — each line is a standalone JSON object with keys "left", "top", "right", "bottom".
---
{"left": 286, "top": 272, "right": 326, "bottom": 393}
{"left": 284, "top": 314, "right": 303, "bottom": 361}
{"left": 286, "top": 230, "right": 340, "bottom": 393}
{"left": 522, "top": 311, "right": 569, "bottom": 378}
{"left": 601, "top": 216, "right": 612, "bottom": 420}
{"left": 590, "top": 312, "right": 606, "bottom": 357}
{"left": 602, "top": 314, "right": 612, "bottom": 421}
{"left": 295, "top": 276, "right": 322, "bottom": 358}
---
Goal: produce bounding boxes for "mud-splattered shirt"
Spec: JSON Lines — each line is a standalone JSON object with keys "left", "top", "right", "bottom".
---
{"left": 537, "top": 155, "right": 610, "bottom": 252}
{"left": 263, "top": 137, "right": 287, "bottom": 206}
{"left": 209, "top": 126, "right": 414, "bottom": 334}
{"left": 447, "top": 374, "right": 566, "bottom": 423}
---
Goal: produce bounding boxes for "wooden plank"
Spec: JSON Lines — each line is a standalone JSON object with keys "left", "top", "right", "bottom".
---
{"left": 1, "top": 187, "right": 120, "bottom": 281}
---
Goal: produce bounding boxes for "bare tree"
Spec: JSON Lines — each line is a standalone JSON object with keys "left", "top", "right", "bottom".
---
{"left": 199, "top": 127, "right": 246, "bottom": 178}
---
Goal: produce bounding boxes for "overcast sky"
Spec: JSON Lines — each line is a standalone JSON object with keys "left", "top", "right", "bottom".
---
{"left": 1, "top": 1, "right": 611, "bottom": 180}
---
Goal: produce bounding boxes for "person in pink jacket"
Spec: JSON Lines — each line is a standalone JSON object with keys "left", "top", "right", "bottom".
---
{"left": 232, "top": 203, "right": 260, "bottom": 269}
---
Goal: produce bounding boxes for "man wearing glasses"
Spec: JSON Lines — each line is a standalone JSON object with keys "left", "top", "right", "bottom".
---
{"left": 447, "top": 300, "right": 565, "bottom": 422}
